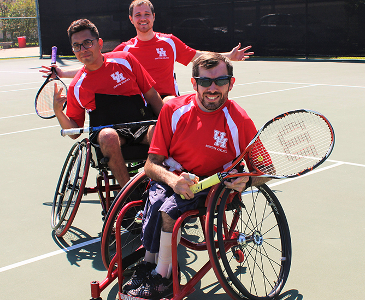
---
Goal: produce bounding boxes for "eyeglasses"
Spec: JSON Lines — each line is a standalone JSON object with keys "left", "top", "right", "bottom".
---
{"left": 194, "top": 75, "right": 232, "bottom": 87}
{"left": 72, "top": 38, "right": 98, "bottom": 52}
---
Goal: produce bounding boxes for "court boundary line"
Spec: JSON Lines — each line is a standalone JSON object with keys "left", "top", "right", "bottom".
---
{"left": 0, "top": 238, "right": 101, "bottom": 273}
{"left": 1, "top": 79, "right": 362, "bottom": 120}
{"left": 0, "top": 159, "right": 363, "bottom": 274}
{"left": 0, "top": 125, "right": 59, "bottom": 136}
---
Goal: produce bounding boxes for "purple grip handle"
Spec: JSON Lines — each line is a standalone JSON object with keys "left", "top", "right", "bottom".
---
{"left": 51, "top": 46, "right": 57, "bottom": 64}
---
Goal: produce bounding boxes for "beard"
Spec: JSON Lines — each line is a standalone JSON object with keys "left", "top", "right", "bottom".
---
{"left": 197, "top": 89, "right": 229, "bottom": 111}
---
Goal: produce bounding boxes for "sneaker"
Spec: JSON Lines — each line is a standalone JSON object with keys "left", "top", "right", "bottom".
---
{"left": 122, "top": 261, "right": 157, "bottom": 294}
{"left": 127, "top": 269, "right": 173, "bottom": 299}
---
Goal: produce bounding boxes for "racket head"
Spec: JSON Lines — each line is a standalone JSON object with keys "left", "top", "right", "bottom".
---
{"left": 35, "top": 72, "right": 67, "bottom": 119}
{"left": 248, "top": 109, "right": 335, "bottom": 178}
{"left": 35, "top": 46, "right": 67, "bottom": 119}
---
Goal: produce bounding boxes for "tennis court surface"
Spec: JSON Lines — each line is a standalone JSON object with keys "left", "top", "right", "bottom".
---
{"left": 1, "top": 54, "right": 364, "bottom": 300}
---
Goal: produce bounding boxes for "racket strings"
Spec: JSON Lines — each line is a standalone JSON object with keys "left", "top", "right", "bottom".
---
{"left": 36, "top": 80, "right": 55, "bottom": 118}
{"left": 251, "top": 112, "right": 333, "bottom": 177}
{"left": 36, "top": 79, "right": 67, "bottom": 118}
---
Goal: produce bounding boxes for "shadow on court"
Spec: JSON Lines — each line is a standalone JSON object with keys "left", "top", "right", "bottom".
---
{"left": 52, "top": 227, "right": 105, "bottom": 271}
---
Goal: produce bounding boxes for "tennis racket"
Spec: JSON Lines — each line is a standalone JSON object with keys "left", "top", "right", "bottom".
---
{"left": 35, "top": 46, "right": 67, "bottom": 119}
{"left": 60, "top": 120, "right": 157, "bottom": 136}
{"left": 182, "top": 109, "right": 335, "bottom": 198}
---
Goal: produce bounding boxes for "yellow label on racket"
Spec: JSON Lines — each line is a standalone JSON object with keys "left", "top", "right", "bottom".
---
{"left": 257, "top": 155, "right": 264, "bottom": 162}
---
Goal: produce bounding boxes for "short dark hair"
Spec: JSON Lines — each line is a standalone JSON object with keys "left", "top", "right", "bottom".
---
{"left": 67, "top": 19, "right": 99, "bottom": 43}
{"left": 129, "top": 0, "right": 154, "bottom": 16}
{"left": 192, "top": 52, "right": 233, "bottom": 77}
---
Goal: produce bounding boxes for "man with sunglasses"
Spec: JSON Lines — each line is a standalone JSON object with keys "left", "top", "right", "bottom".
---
{"left": 122, "top": 52, "right": 268, "bottom": 299}
{"left": 53, "top": 19, "right": 164, "bottom": 188}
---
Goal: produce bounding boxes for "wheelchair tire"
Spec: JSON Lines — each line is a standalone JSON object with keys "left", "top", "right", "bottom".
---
{"left": 51, "top": 139, "right": 90, "bottom": 237}
{"left": 101, "top": 171, "right": 150, "bottom": 269}
{"left": 206, "top": 184, "right": 291, "bottom": 300}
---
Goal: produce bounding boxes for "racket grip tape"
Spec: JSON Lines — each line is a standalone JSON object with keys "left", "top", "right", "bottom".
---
{"left": 61, "top": 127, "right": 89, "bottom": 136}
{"left": 51, "top": 46, "right": 57, "bottom": 64}
{"left": 180, "top": 173, "right": 222, "bottom": 199}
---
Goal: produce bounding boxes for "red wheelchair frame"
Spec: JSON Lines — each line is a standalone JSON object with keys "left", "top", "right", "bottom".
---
{"left": 90, "top": 171, "right": 292, "bottom": 300}
{"left": 50, "top": 138, "right": 148, "bottom": 238}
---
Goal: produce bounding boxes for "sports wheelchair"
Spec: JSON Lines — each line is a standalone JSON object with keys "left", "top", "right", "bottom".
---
{"left": 50, "top": 123, "right": 154, "bottom": 238}
{"left": 90, "top": 170, "right": 292, "bottom": 300}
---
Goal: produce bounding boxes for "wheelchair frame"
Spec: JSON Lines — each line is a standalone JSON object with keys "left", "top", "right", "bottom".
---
{"left": 50, "top": 137, "right": 148, "bottom": 238}
{"left": 90, "top": 171, "right": 292, "bottom": 300}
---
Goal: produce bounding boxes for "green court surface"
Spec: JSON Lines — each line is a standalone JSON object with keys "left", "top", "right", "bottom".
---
{"left": 0, "top": 56, "right": 364, "bottom": 300}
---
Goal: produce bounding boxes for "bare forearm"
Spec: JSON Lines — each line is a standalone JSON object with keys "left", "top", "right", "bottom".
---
{"left": 145, "top": 154, "right": 197, "bottom": 199}
{"left": 144, "top": 155, "right": 179, "bottom": 187}
{"left": 55, "top": 111, "right": 80, "bottom": 139}
{"left": 192, "top": 44, "right": 253, "bottom": 62}
{"left": 59, "top": 68, "right": 79, "bottom": 78}
{"left": 143, "top": 88, "right": 163, "bottom": 116}
{"left": 252, "top": 176, "right": 271, "bottom": 187}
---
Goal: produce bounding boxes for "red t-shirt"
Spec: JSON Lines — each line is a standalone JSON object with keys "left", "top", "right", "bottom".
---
{"left": 149, "top": 94, "right": 258, "bottom": 177}
{"left": 114, "top": 33, "right": 196, "bottom": 96}
{"left": 66, "top": 51, "right": 155, "bottom": 127}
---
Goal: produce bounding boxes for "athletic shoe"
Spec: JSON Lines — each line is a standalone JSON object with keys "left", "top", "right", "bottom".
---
{"left": 127, "top": 269, "right": 173, "bottom": 299}
{"left": 122, "top": 261, "right": 157, "bottom": 294}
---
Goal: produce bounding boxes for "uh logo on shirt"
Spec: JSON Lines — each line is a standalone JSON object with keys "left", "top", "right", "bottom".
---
{"left": 206, "top": 130, "right": 228, "bottom": 153}
{"left": 156, "top": 47, "right": 168, "bottom": 60}
{"left": 110, "top": 71, "right": 130, "bottom": 89}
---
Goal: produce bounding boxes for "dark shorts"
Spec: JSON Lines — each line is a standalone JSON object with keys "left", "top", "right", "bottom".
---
{"left": 89, "top": 125, "right": 149, "bottom": 147}
{"left": 141, "top": 181, "right": 208, "bottom": 253}
{"left": 89, "top": 93, "right": 155, "bottom": 147}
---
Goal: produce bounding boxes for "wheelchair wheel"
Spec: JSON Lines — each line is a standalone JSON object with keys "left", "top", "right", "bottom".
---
{"left": 51, "top": 139, "right": 90, "bottom": 237}
{"left": 206, "top": 184, "right": 291, "bottom": 300}
{"left": 101, "top": 171, "right": 150, "bottom": 269}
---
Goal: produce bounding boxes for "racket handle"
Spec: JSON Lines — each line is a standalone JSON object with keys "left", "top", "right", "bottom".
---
{"left": 180, "top": 173, "right": 221, "bottom": 199}
{"left": 51, "top": 46, "right": 57, "bottom": 64}
{"left": 61, "top": 127, "right": 89, "bottom": 137}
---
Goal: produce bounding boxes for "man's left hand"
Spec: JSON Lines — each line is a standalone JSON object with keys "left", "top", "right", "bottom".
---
{"left": 223, "top": 169, "right": 250, "bottom": 192}
{"left": 228, "top": 44, "right": 254, "bottom": 61}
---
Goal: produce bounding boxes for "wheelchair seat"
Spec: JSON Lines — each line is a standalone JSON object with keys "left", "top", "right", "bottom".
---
{"left": 90, "top": 142, "right": 150, "bottom": 170}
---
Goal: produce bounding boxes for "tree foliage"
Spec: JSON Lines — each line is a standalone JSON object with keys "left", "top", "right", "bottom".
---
{"left": 0, "top": 0, "right": 38, "bottom": 44}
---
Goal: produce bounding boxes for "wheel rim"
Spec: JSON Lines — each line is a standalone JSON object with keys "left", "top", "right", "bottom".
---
{"left": 101, "top": 172, "right": 150, "bottom": 269}
{"left": 207, "top": 185, "right": 291, "bottom": 300}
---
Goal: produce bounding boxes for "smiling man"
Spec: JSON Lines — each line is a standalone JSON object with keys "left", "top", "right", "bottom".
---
{"left": 114, "top": 0, "right": 254, "bottom": 99}
{"left": 53, "top": 19, "right": 164, "bottom": 188}
{"left": 44, "top": 1, "right": 254, "bottom": 101}
{"left": 121, "top": 52, "right": 269, "bottom": 299}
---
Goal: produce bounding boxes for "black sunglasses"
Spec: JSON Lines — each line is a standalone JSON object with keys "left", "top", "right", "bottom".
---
{"left": 194, "top": 75, "right": 232, "bottom": 87}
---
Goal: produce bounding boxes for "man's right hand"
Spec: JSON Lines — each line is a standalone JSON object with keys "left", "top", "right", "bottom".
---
{"left": 40, "top": 64, "right": 79, "bottom": 79}
{"left": 40, "top": 64, "right": 63, "bottom": 78}
{"left": 173, "top": 172, "right": 199, "bottom": 200}
{"left": 53, "top": 83, "right": 67, "bottom": 114}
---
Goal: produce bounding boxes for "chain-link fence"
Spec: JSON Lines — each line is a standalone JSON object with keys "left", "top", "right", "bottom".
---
{"left": 0, "top": 17, "right": 38, "bottom": 47}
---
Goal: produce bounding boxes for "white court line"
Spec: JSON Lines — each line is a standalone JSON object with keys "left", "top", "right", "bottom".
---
{"left": 0, "top": 160, "right": 363, "bottom": 274}
{"left": 231, "top": 84, "right": 317, "bottom": 99}
{"left": 0, "top": 86, "right": 39, "bottom": 93}
{"left": 260, "top": 80, "right": 365, "bottom": 89}
{"left": 0, "top": 125, "right": 59, "bottom": 136}
{"left": 0, "top": 81, "right": 43, "bottom": 88}
{"left": 0, "top": 71, "right": 40, "bottom": 74}
{"left": 0, "top": 238, "right": 100, "bottom": 273}
{"left": 268, "top": 161, "right": 345, "bottom": 188}
{"left": 0, "top": 79, "right": 361, "bottom": 120}
{"left": 0, "top": 112, "right": 36, "bottom": 119}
